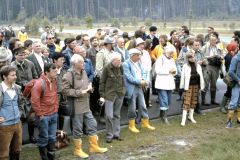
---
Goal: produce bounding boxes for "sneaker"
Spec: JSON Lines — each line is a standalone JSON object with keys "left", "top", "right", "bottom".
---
{"left": 226, "top": 121, "right": 232, "bottom": 128}
{"left": 106, "top": 138, "right": 113, "bottom": 143}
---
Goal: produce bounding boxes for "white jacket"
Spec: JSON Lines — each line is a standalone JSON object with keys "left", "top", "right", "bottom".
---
{"left": 155, "top": 55, "right": 176, "bottom": 90}
{"left": 180, "top": 63, "right": 205, "bottom": 90}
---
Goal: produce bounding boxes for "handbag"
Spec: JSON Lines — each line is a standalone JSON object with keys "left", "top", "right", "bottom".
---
{"left": 59, "top": 71, "right": 75, "bottom": 116}
{"left": 223, "top": 73, "right": 235, "bottom": 88}
{"left": 58, "top": 96, "right": 74, "bottom": 116}
{"left": 55, "top": 130, "right": 69, "bottom": 149}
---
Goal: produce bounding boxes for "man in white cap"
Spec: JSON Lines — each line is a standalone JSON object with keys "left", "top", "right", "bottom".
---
{"left": 96, "top": 36, "right": 116, "bottom": 76}
{"left": 123, "top": 48, "right": 155, "bottom": 133}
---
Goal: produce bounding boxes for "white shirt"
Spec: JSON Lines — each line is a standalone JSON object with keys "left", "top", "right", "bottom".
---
{"left": 209, "top": 46, "right": 218, "bottom": 57}
{"left": 1, "top": 82, "right": 16, "bottom": 99}
{"left": 34, "top": 52, "right": 44, "bottom": 72}
{"left": 57, "top": 67, "right": 62, "bottom": 74}
{"left": 131, "top": 60, "right": 142, "bottom": 80}
{"left": 141, "top": 50, "right": 152, "bottom": 82}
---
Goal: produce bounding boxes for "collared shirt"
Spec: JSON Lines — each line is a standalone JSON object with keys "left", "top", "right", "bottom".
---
{"left": 1, "top": 82, "right": 16, "bottom": 99}
{"left": 46, "top": 77, "right": 53, "bottom": 91}
{"left": 34, "top": 52, "right": 44, "bottom": 72}
{"left": 149, "top": 34, "right": 155, "bottom": 40}
{"left": 209, "top": 46, "right": 218, "bottom": 57}
{"left": 57, "top": 67, "right": 62, "bottom": 74}
{"left": 117, "top": 46, "right": 126, "bottom": 61}
{"left": 15, "top": 60, "right": 25, "bottom": 70}
{"left": 130, "top": 60, "right": 142, "bottom": 80}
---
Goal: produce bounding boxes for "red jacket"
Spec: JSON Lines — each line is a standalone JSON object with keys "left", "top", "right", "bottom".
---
{"left": 31, "top": 74, "right": 58, "bottom": 116}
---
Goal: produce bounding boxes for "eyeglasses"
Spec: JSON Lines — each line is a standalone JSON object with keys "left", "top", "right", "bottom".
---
{"left": 48, "top": 37, "right": 54, "bottom": 40}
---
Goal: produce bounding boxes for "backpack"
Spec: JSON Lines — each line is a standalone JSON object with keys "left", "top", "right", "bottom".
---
{"left": 22, "top": 79, "right": 46, "bottom": 98}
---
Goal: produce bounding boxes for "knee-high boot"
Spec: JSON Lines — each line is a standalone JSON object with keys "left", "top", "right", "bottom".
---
{"left": 181, "top": 110, "right": 188, "bottom": 126}
{"left": 220, "top": 96, "right": 228, "bottom": 114}
{"left": 211, "top": 91, "right": 219, "bottom": 105}
{"left": 201, "top": 91, "right": 210, "bottom": 106}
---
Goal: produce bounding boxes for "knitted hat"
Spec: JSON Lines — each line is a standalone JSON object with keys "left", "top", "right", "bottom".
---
{"left": 0, "top": 47, "right": 12, "bottom": 62}
{"left": 226, "top": 43, "right": 238, "bottom": 53}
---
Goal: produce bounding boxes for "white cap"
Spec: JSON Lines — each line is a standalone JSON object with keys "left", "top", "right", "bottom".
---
{"left": 128, "top": 48, "right": 142, "bottom": 57}
{"left": 135, "top": 38, "right": 145, "bottom": 46}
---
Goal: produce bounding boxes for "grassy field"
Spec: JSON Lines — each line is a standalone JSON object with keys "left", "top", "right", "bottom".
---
{"left": 21, "top": 109, "right": 240, "bottom": 160}
{"left": 25, "top": 20, "right": 240, "bottom": 39}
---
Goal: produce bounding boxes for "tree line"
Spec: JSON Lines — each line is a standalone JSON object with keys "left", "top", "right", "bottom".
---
{"left": 0, "top": 0, "right": 239, "bottom": 23}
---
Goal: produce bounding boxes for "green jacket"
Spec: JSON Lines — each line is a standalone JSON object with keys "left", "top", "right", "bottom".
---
{"left": 99, "top": 63, "right": 125, "bottom": 101}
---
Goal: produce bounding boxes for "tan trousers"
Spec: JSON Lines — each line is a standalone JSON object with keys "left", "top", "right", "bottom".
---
{"left": 0, "top": 122, "right": 22, "bottom": 160}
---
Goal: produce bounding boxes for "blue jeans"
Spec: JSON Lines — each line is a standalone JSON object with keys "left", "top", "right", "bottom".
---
{"left": 36, "top": 112, "right": 58, "bottom": 147}
{"left": 128, "top": 87, "right": 149, "bottom": 120}
{"left": 228, "top": 84, "right": 240, "bottom": 110}
{"left": 72, "top": 112, "right": 97, "bottom": 139}
{"left": 157, "top": 89, "right": 172, "bottom": 111}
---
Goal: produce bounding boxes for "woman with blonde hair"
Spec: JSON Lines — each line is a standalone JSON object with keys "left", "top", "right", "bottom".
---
{"left": 180, "top": 50, "right": 205, "bottom": 126}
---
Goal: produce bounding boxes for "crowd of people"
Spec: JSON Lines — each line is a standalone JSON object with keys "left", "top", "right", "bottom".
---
{"left": 0, "top": 24, "right": 240, "bottom": 160}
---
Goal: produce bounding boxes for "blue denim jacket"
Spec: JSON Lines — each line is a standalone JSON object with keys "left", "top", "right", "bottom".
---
{"left": 229, "top": 52, "right": 240, "bottom": 82}
{"left": 123, "top": 59, "right": 146, "bottom": 99}
{"left": 84, "top": 58, "right": 94, "bottom": 82}
{"left": 0, "top": 87, "right": 20, "bottom": 126}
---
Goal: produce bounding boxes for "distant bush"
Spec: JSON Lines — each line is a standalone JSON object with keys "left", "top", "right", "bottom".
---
{"left": 222, "top": 23, "right": 227, "bottom": 28}
{"left": 68, "top": 17, "right": 81, "bottom": 26}
{"left": 41, "top": 18, "right": 51, "bottom": 27}
{"left": 25, "top": 17, "right": 40, "bottom": 34}
{"left": 144, "top": 18, "right": 153, "bottom": 27}
{"left": 16, "top": 9, "right": 27, "bottom": 23}
{"left": 121, "top": 19, "right": 129, "bottom": 27}
{"left": 229, "top": 22, "right": 236, "bottom": 30}
{"left": 57, "top": 15, "right": 65, "bottom": 32}
{"left": 85, "top": 14, "right": 93, "bottom": 29}
{"left": 131, "top": 17, "right": 138, "bottom": 27}
{"left": 111, "top": 18, "right": 121, "bottom": 28}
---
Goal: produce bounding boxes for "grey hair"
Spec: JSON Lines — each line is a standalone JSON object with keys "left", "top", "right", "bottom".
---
{"left": 110, "top": 53, "right": 122, "bottom": 62}
{"left": 70, "top": 54, "right": 84, "bottom": 65}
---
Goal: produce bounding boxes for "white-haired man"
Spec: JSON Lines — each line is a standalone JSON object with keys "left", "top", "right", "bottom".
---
{"left": 62, "top": 54, "right": 107, "bottom": 159}
{"left": 99, "top": 53, "right": 125, "bottom": 143}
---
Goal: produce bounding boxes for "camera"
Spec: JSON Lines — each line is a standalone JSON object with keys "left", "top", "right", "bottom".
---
{"left": 97, "top": 99, "right": 105, "bottom": 107}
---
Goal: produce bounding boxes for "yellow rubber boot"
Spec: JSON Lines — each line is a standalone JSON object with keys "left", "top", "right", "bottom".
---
{"left": 89, "top": 135, "right": 108, "bottom": 153}
{"left": 72, "top": 139, "right": 89, "bottom": 159}
{"left": 128, "top": 119, "right": 140, "bottom": 133}
{"left": 237, "top": 108, "right": 240, "bottom": 122}
{"left": 141, "top": 118, "right": 155, "bottom": 130}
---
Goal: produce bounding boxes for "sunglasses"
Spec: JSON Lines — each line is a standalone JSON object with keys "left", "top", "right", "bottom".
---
{"left": 48, "top": 37, "right": 54, "bottom": 40}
